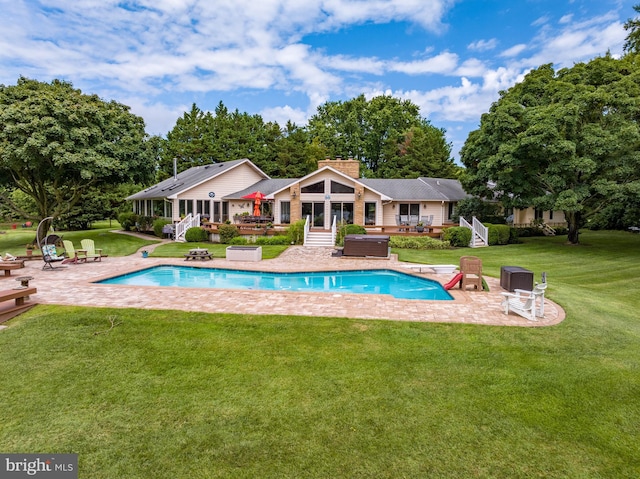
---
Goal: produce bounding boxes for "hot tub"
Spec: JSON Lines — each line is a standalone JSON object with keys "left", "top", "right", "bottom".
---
{"left": 343, "top": 235, "right": 390, "bottom": 258}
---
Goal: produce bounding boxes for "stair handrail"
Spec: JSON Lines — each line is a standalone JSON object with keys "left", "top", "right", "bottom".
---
{"left": 459, "top": 216, "right": 488, "bottom": 247}
{"left": 472, "top": 216, "right": 488, "bottom": 247}
{"left": 331, "top": 215, "right": 337, "bottom": 246}
{"left": 303, "top": 215, "right": 310, "bottom": 245}
{"left": 174, "top": 213, "right": 201, "bottom": 242}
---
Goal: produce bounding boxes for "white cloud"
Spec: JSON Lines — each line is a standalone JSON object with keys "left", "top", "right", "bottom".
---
{"left": 500, "top": 44, "right": 528, "bottom": 58}
{"left": 389, "top": 52, "right": 459, "bottom": 75}
{"left": 468, "top": 38, "right": 498, "bottom": 52}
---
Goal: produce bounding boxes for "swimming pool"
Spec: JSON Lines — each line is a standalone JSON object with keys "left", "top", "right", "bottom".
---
{"left": 97, "top": 266, "right": 453, "bottom": 301}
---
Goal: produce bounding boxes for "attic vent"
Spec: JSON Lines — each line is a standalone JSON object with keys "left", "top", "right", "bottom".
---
{"left": 218, "top": 163, "right": 224, "bottom": 167}
{"left": 143, "top": 185, "right": 158, "bottom": 192}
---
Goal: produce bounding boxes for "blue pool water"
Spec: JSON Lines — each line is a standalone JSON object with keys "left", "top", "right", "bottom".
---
{"left": 97, "top": 266, "right": 453, "bottom": 301}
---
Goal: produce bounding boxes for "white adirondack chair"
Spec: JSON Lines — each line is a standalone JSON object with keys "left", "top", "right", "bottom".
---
{"left": 500, "top": 282, "right": 547, "bottom": 321}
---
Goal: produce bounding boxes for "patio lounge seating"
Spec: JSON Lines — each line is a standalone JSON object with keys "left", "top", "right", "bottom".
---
{"left": 460, "top": 256, "right": 483, "bottom": 290}
{"left": 62, "top": 240, "right": 87, "bottom": 264}
{"left": 81, "top": 239, "right": 103, "bottom": 262}
{"left": 500, "top": 282, "right": 548, "bottom": 321}
{"left": 42, "top": 244, "right": 65, "bottom": 270}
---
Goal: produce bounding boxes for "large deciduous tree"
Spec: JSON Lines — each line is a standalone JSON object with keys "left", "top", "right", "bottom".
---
{"left": 308, "top": 94, "right": 454, "bottom": 178}
{"left": 460, "top": 56, "right": 640, "bottom": 244}
{"left": 0, "top": 77, "right": 154, "bottom": 220}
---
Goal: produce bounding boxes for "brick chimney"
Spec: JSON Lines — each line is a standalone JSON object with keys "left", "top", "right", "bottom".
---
{"left": 317, "top": 156, "right": 360, "bottom": 179}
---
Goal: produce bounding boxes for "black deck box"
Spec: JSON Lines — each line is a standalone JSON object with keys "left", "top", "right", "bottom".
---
{"left": 343, "top": 234, "right": 390, "bottom": 257}
{"left": 500, "top": 266, "right": 534, "bottom": 292}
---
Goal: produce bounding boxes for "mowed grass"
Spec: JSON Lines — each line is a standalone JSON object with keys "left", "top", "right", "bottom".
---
{"left": 0, "top": 230, "right": 639, "bottom": 478}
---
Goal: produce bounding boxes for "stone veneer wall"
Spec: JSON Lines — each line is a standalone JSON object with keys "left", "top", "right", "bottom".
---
{"left": 317, "top": 157, "right": 360, "bottom": 179}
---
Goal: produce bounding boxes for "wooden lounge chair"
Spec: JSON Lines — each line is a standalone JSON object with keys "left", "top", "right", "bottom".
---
{"left": 500, "top": 283, "right": 548, "bottom": 321}
{"left": 80, "top": 239, "right": 103, "bottom": 262}
{"left": 62, "top": 240, "right": 87, "bottom": 264}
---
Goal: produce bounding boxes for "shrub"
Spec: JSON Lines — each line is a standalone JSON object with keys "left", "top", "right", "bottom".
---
{"left": 136, "top": 216, "right": 155, "bottom": 232}
{"left": 255, "top": 235, "right": 290, "bottom": 245}
{"left": 509, "top": 227, "right": 519, "bottom": 244}
{"left": 228, "top": 236, "right": 248, "bottom": 245}
{"left": 286, "top": 220, "right": 306, "bottom": 245}
{"left": 443, "top": 227, "right": 471, "bottom": 247}
{"left": 389, "top": 236, "right": 450, "bottom": 250}
{"left": 218, "top": 224, "right": 239, "bottom": 244}
{"left": 185, "top": 226, "right": 208, "bottom": 242}
{"left": 485, "top": 224, "right": 510, "bottom": 245}
{"left": 118, "top": 212, "right": 138, "bottom": 231}
{"left": 493, "top": 224, "right": 511, "bottom": 245}
{"left": 336, "top": 223, "right": 367, "bottom": 246}
{"left": 153, "top": 219, "right": 171, "bottom": 238}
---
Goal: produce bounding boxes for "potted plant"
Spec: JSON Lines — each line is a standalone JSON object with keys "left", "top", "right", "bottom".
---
{"left": 25, "top": 243, "right": 35, "bottom": 257}
{"left": 141, "top": 250, "right": 149, "bottom": 258}
{"left": 416, "top": 221, "right": 425, "bottom": 233}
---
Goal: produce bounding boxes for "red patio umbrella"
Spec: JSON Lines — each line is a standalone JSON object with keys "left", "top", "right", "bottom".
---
{"left": 242, "top": 191, "right": 265, "bottom": 216}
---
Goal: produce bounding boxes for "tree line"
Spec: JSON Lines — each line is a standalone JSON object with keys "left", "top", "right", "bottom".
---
{"left": 0, "top": 81, "right": 457, "bottom": 226}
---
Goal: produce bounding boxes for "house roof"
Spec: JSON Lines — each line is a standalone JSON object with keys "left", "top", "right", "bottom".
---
{"left": 224, "top": 179, "right": 296, "bottom": 200}
{"left": 126, "top": 158, "right": 268, "bottom": 201}
{"left": 359, "top": 177, "right": 470, "bottom": 201}
{"left": 127, "top": 157, "right": 470, "bottom": 204}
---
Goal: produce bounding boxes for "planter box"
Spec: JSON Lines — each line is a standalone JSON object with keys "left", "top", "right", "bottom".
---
{"left": 226, "top": 246, "right": 262, "bottom": 262}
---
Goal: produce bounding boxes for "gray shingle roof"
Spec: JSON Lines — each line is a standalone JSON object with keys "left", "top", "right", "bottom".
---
{"left": 126, "top": 159, "right": 263, "bottom": 200}
{"left": 224, "top": 179, "right": 296, "bottom": 200}
{"left": 360, "top": 177, "right": 469, "bottom": 201}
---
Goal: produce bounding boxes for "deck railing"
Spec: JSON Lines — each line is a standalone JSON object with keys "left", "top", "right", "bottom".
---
{"left": 331, "top": 215, "right": 337, "bottom": 245}
{"left": 460, "top": 216, "right": 488, "bottom": 247}
{"left": 175, "top": 213, "right": 201, "bottom": 242}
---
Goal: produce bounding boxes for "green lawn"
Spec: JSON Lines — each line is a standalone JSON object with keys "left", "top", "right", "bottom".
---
{"left": 1, "top": 230, "right": 639, "bottom": 478}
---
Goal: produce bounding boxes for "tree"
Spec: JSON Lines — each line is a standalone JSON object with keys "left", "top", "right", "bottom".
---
{"left": 0, "top": 77, "right": 154, "bottom": 220}
{"left": 268, "top": 121, "right": 325, "bottom": 178}
{"left": 624, "top": 4, "right": 640, "bottom": 54}
{"left": 378, "top": 122, "right": 458, "bottom": 179}
{"left": 460, "top": 57, "right": 640, "bottom": 244}
{"left": 308, "top": 94, "right": 452, "bottom": 178}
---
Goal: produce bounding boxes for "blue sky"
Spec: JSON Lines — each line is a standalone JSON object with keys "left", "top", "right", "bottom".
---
{"left": 0, "top": 0, "right": 634, "bottom": 160}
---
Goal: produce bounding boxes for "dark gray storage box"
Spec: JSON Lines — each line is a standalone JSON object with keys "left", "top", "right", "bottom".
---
{"left": 343, "top": 235, "right": 390, "bottom": 257}
{"left": 500, "top": 266, "right": 534, "bottom": 292}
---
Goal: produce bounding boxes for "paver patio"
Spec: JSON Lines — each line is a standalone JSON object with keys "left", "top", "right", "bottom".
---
{"left": 3, "top": 246, "right": 564, "bottom": 327}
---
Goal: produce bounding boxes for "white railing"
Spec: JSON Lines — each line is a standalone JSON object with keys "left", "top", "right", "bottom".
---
{"left": 303, "top": 215, "right": 310, "bottom": 245}
{"left": 174, "top": 213, "right": 201, "bottom": 242}
{"left": 331, "top": 215, "right": 337, "bottom": 246}
{"left": 472, "top": 216, "right": 488, "bottom": 246}
{"left": 460, "top": 216, "right": 488, "bottom": 247}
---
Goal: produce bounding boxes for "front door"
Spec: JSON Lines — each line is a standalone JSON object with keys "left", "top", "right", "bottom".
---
{"left": 302, "top": 202, "right": 325, "bottom": 228}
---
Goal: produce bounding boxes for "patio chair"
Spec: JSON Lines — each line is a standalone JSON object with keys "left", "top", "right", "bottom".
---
{"left": 459, "top": 255, "right": 483, "bottom": 290}
{"left": 62, "top": 240, "right": 87, "bottom": 264}
{"left": 500, "top": 282, "right": 548, "bottom": 321}
{"left": 420, "top": 215, "right": 434, "bottom": 226}
{"left": 80, "top": 239, "right": 103, "bottom": 262}
{"left": 42, "top": 244, "right": 65, "bottom": 270}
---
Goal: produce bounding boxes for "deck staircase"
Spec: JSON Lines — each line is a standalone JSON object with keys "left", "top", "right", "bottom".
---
{"left": 304, "top": 230, "right": 335, "bottom": 247}
{"left": 303, "top": 215, "right": 337, "bottom": 247}
{"left": 460, "top": 216, "right": 488, "bottom": 248}
{"left": 174, "top": 213, "right": 201, "bottom": 242}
